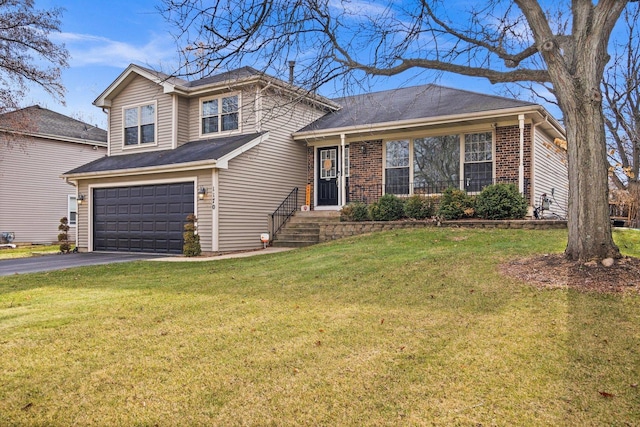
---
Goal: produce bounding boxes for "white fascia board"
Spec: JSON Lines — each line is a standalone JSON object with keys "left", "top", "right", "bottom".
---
{"left": 215, "top": 132, "right": 269, "bottom": 169}
{"left": 62, "top": 159, "right": 219, "bottom": 180}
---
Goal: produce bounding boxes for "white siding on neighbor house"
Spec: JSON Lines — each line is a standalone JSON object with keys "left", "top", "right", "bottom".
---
{"left": 532, "top": 125, "right": 568, "bottom": 218}
{"left": 109, "top": 75, "right": 173, "bottom": 155}
{"left": 0, "top": 136, "right": 106, "bottom": 244}
{"left": 217, "top": 93, "right": 327, "bottom": 251}
{"left": 74, "top": 170, "right": 213, "bottom": 252}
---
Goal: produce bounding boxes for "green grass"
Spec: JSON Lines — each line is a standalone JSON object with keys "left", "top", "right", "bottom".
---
{"left": 0, "top": 245, "right": 61, "bottom": 259}
{"left": 0, "top": 228, "right": 639, "bottom": 425}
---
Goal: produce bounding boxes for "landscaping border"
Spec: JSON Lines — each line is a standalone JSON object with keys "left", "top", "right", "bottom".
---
{"left": 319, "top": 219, "right": 567, "bottom": 242}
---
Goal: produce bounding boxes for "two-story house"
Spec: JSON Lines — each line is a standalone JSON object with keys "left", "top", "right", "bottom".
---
{"left": 0, "top": 105, "right": 107, "bottom": 245}
{"left": 63, "top": 64, "right": 567, "bottom": 255}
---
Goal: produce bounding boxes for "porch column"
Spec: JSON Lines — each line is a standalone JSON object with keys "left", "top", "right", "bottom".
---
{"left": 340, "top": 133, "right": 347, "bottom": 206}
{"left": 518, "top": 114, "right": 525, "bottom": 193}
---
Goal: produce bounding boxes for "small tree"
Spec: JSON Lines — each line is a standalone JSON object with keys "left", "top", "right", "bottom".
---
{"left": 58, "top": 216, "right": 70, "bottom": 254}
{"left": 183, "top": 214, "right": 201, "bottom": 257}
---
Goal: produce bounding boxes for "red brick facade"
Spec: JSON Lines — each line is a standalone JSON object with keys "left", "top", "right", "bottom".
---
{"left": 306, "top": 125, "right": 532, "bottom": 209}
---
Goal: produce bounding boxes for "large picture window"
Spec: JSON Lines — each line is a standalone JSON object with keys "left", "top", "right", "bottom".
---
{"left": 202, "top": 94, "right": 239, "bottom": 135}
{"left": 124, "top": 103, "right": 155, "bottom": 146}
{"left": 384, "top": 132, "right": 493, "bottom": 195}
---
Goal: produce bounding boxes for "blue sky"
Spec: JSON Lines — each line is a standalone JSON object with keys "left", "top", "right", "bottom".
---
{"left": 29, "top": 0, "right": 556, "bottom": 129}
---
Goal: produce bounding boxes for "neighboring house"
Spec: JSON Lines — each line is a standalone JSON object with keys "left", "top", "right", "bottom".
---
{"left": 0, "top": 106, "right": 107, "bottom": 245}
{"left": 63, "top": 64, "right": 567, "bottom": 255}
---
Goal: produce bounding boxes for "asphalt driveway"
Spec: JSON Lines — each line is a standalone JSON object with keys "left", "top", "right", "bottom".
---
{"left": 0, "top": 252, "right": 164, "bottom": 277}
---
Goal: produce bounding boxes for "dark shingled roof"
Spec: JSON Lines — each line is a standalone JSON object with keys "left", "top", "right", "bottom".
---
{"left": 64, "top": 132, "right": 265, "bottom": 175}
{"left": 185, "top": 66, "right": 264, "bottom": 88}
{"left": 298, "top": 84, "right": 537, "bottom": 133}
{"left": 0, "top": 105, "right": 107, "bottom": 143}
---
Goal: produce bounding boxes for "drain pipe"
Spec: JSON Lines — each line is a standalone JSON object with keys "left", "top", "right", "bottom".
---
{"left": 518, "top": 114, "right": 525, "bottom": 194}
{"left": 341, "top": 133, "right": 346, "bottom": 207}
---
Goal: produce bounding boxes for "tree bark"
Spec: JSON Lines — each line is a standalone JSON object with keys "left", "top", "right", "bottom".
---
{"left": 563, "top": 95, "right": 621, "bottom": 260}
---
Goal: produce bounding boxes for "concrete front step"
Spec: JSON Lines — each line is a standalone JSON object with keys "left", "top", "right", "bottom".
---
{"left": 274, "top": 232, "right": 319, "bottom": 242}
{"left": 271, "top": 211, "right": 339, "bottom": 248}
{"left": 272, "top": 240, "right": 318, "bottom": 248}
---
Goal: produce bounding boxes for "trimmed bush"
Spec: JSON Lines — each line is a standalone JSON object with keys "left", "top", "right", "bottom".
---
{"left": 437, "top": 188, "right": 475, "bottom": 220}
{"left": 183, "top": 214, "right": 202, "bottom": 257}
{"left": 404, "top": 195, "right": 434, "bottom": 220}
{"left": 340, "top": 202, "right": 370, "bottom": 221}
{"left": 475, "top": 183, "right": 528, "bottom": 219}
{"left": 369, "top": 194, "right": 405, "bottom": 221}
{"left": 58, "top": 217, "right": 71, "bottom": 254}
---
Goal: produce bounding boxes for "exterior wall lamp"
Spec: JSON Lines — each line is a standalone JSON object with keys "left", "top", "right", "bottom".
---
{"left": 77, "top": 194, "right": 85, "bottom": 205}
{"left": 198, "top": 187, "right": 207, "bottom": 200}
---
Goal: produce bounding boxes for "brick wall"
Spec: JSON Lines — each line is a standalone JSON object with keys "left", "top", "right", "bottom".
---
{"left": 347, "top": 140, "right": 383, "bottom": 204}
{"left": 495, "top": 124, "right": 532, "bottom": 200}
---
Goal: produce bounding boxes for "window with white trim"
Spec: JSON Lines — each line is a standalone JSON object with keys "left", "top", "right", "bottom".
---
{"left": 124, "top": 103, "right": 156, "bottom": 146}
{"left": 201, "top": 94, "right": 239, "bottom": 135}
{"left": 384, "top": 131, "right": 494, "bottom": 195}
{"left": 68, "top": 195, "right": 77, "bottom": 225}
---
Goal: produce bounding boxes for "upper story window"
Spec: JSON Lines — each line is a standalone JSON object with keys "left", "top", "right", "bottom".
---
{"left": 201, "top": 94, "right": 239, "bottom": 136}
{"left": 124, "top": 103, "right": 156, "bottom": 146}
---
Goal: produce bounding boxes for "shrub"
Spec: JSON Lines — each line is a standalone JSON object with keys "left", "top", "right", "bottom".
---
{"left": 183, "top": 214, "right": 202, "bottom": 257}
{"left": 437, "top": 188, "right": 475, "bottom": 220}
{"left": 404, "top": 195, "right": 434, "bottom": 220}
{"left": 340, "top": 202, "right": 370, "bottom": 221}
{"left": 369, "top": 194, "right": 405, "bottom": 221}
{"left": 475, "top": 183, "right": 528, "bottom": 219}
{"left": 58, "top": 216, "right": 71, "bottom": 253}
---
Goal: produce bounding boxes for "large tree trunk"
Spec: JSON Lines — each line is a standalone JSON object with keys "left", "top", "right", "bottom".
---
{"left": 563, "top": 97, "right": 621, "bottom": 261}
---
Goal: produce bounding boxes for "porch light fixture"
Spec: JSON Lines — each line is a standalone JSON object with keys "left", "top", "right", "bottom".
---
{"left": 77, "top": 194, "right": 85, "bottom": 205}
{"left": 198, "top": 187, "right": 207, "bottom": 200}
{"left": 360, "top": 145, "right": 367, "bottom": 155}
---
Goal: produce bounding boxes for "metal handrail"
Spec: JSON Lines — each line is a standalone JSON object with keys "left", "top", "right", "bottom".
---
{"left": 270, "top": 187, "right": 298, "bottom": 240}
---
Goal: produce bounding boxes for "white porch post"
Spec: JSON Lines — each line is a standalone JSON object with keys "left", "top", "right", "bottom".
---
{"left": 340, "top": 133, "right": 347, "bottom": 207}
{"left": 518, "top": 114, "right": 525, "bottom": 193}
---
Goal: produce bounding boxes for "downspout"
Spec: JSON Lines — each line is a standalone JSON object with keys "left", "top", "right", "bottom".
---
{"left": 341, "top": 133, "right": 346, "bottom": 207}
{"left": 518, "top": 114, "right": 525, "bottom": 194}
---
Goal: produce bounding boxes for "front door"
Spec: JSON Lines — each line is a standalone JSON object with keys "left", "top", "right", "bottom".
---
{"left": 317, "top": 147, "right": 338, "bottom": 206}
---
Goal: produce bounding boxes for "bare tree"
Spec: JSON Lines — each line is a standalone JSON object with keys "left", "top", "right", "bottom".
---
{"left": 0, "top": 0, "right": 69, "bottom": 114}
{"left": 160, "top": 0, "right": 639, "bottom": 261}
{"left": 603, "top": 3, "right": 640, "bottom": 227}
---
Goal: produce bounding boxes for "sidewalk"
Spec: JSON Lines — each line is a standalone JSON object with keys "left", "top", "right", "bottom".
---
{"left": 149, "top": 246, "right": 296, "bottom": 262}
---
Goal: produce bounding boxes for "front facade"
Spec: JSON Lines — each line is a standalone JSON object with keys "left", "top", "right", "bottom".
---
{"left": 294, "top": 85, "right": 567, "bottom": 218}
{"left": 0, "top": 106, "right": 107, "bottom": 244}
{"left": 64, "top": 65, "right": 567, "bottom": 255}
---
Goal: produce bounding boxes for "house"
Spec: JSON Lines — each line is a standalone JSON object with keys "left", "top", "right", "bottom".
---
{"left": 63, "top": 64, "right": 567, "bottom": 255}
{"left": 0, "top": 106, "right": 107, "bottom": 245}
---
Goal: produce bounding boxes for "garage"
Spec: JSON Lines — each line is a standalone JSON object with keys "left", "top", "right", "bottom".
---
{"left": 93, "top": 182, "right": 194, "bottom": 254}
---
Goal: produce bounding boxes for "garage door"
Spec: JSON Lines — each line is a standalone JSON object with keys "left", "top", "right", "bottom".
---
{"left": 93, "top": 183, "right": 194, "bottom": 254}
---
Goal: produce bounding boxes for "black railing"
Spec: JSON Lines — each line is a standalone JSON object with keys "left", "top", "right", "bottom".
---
{"left": 270, "top": 187, "right": 299, "bottom": 240}
{"left": 347, "top": 178, "right": 526, "bottom": 205}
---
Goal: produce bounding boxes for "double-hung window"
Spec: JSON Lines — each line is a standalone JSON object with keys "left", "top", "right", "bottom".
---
{"left": 68, "top": 195, "right": 77, "bottom": 226}
{"left": 384, "top": 131, "right": 494, "bottom": 195}
{"left": 124, "top": 103, "right": 155, "bottom": 146}
{"left": 201, "top": 94, "right": 239, "bottom": 135}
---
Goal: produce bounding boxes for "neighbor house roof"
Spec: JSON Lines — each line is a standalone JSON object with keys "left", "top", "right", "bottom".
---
{"left": 294, "top": 84, "right": 564, "bottom": 139}
{"left": 0, "top": 105, "right": 107, "bottom": 146}
{"left": 63, "top": 132, "right": 268, "bottom": 178}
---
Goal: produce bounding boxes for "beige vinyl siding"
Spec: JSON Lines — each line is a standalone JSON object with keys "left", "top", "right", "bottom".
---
{"left": 0, "top": 136, "right": 106, "bottom": 244}
{"left": 109, "top": 75, "right": 173, "bottom": 155}
{"left": 217, "top": 94, "right": 327, "bottom": 251}
{"left": 177, "top": 95, "right": 190, "bottom": 146}
{"left": 74, "top": 170, "right": 213, "bottom": 252}
{"left": 531, "top": 126, "right": 568, "bottom": 218}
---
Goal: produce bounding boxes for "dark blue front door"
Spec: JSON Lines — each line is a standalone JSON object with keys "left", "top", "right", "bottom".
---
{"left": 317, "top": 147, "right": 338, "bottom": 206}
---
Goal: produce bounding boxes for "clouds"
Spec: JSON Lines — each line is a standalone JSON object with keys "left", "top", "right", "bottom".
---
{"left": 54, "top": 31, "right": 177, "bottom": 69}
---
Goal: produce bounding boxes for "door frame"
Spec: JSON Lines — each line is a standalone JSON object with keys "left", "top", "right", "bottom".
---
{"left": 314, "top": 145, "right": 347, "bottom": 210}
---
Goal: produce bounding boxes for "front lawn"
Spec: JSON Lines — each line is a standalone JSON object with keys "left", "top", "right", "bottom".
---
{"left": 0, "top": 228, "right": 638, "bottom": 425}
